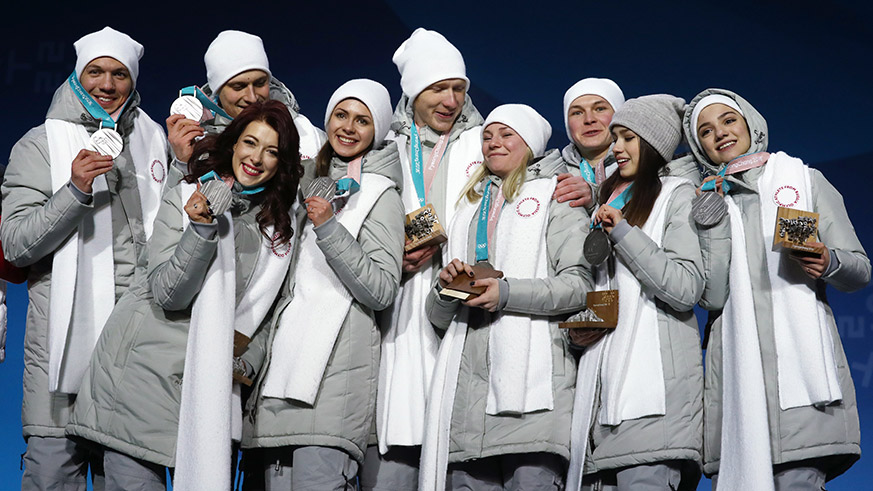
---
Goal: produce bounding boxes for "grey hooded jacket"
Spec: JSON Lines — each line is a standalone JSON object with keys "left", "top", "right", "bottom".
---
{"left": 683, "top": 88, "right": 870, "bottom": 480}
{"left": 583, "top": 179, "right": 705, "bottom": 489}
{"left": 424, "top": 149, "right": 593, "bottom": 464}
{"left": 1, "top": 81, "right": 166, "bottom": 439}
{"left": 67, "top": 183, "right": 275, "bottom": 466}
{"left": 243, "top": 141, "right": 405, "bottom": 464}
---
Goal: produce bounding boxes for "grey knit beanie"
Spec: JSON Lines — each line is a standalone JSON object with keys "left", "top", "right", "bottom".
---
{"left": 609, "top": 94, "right": 685, "bottom": 162}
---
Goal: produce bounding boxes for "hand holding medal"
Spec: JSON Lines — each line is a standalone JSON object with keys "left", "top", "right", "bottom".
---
{"left": 303, "top": 176, "right": 338, "bottom": 227}
{"left": 692, "top": 175, "right": 727, "bottom": 226}
{"left": 70, "top": 149, "right": 114, "bottom": 194}
{"left": 584, "top": 205, "right": 622, "bottom": 266}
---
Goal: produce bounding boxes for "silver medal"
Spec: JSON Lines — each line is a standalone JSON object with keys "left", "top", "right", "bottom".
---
{"left": 170, "top": 95, "right": 204, "bottom": 122}
{"left": 90, "top": 128, "right": 123, "bottom": 159}
{"left": 583, "top": 228, "right": 611, "bottom": 266}
{"left": 200, "top": 179, "right": 234, "bottom": 216}
{"left": 303, "top": 176, "right": 337, "bottom": 202}
{"left": 691, "top": 191, "right": 727, "bottom": 227}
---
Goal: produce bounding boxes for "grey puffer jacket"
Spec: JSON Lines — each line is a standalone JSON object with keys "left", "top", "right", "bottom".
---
{"left": 425, "top": 150, "right": 592, "bottom": 464}
{"left": 167, "top": 77, "right": 325, "bottom": 186}
{"left": 583, "top": 180, "right": 705, "bottom": 489}
{"left": 243, "top": 141, "right": 405, "bottom": 463}
{"left": 1, "top": 82, "right": 165, "bottom": 439}
{"left": 683, "top": 88, "right": 870, "bottom": 480}
{"left": 67, "top": 183, "right": 276, "bottom": 466}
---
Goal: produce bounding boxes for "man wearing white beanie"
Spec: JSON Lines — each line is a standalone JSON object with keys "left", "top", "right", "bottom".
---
{"left": 1, "top": 26, "right": 168, "bottom": 490}
{"left": 556, "top": 77, "right": 625, "bottom": 212}
{"left": 166, "top": 30, "right": 323, "bottom": 183}
{"left": 362, "top": 27, "right": 484, "bottom": 491}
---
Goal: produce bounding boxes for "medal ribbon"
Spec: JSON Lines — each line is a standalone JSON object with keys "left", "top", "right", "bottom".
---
{"left": 67, "top": 71, "right": 132, "bottom": 130}
{"left": 180, "top": 86, "right": 233, "bottom": 121}
{"left": 199, "top": 170, "right": 264, "bottom": 195}
{"left": 591, "top": 182, "right": 633, "bottom": 230}
{"left": 336, "top": 156, "right": 363, "bottom": 196}
{"left": 701, "top": 152, "right": 770, "bottom": 194}
{"left": 578, "top": 157, "right": 597, "bottom": 184}
{"left": 410, "top": 121, "right": 449, "bottom": 207}
{"left": 475, "top": 179, "right": 506, "bottom": 263}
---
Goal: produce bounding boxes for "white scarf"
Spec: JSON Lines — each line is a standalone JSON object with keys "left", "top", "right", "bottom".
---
{"left": 174, "top": 183, "right": 293, "bottom": 490}
{"left": 566, "top": 177, "right": 685, "bottom": 491}
{"left": 45, "top": 110, "right": 166, "bottom": 394}
{"left": 758, "top": 152, "right": 841, "bottom": 408}
{"left": 717, "top": 152, "right": 842, "bottom": 490}
{"left": 375, "top": 128, "right": 482, "bottom": 453}
{"left": 261, "top": 173, "right": 394, "bottom": 403}
{"left": 419, "top": 177, "right": 556, "bottom": 491}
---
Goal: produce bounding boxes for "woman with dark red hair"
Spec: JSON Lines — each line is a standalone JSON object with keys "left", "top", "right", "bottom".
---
{"left": 67, "top": 100, "right": 303, "bottom": 490}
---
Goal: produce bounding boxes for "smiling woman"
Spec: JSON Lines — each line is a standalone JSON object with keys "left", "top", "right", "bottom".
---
{"left": 65, "top": 100, "right": 303, "bottom": 490}
{"left": 244, "top": 78, "right": 405, "bottom": 490}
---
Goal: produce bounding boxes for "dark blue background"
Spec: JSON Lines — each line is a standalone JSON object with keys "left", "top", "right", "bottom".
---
{"left": 2, "top": 1, "right": 872, "bottom": 489}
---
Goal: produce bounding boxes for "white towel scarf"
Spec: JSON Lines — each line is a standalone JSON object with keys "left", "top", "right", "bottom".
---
{"left": 567, "top": 177, "right": 685, "bottom": 491}
{"left": 46, "top": 111, "right": 166, "bottom": 394}
{"left": 716, "top": 152, "right": 841, "bottom": 490}
{"left": 376, "top": 129, "right": 482, "bottom": 453}
{"left": 419, "top": 176, "right": 557, "bottom": 491}
{"left": 173, "top": 182, "right": 294, "bottom": 490}
{"left": 262, "top": 173, "right": 394, "bottom": 403}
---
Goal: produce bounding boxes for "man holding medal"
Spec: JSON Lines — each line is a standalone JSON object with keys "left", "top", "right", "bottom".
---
{"left": 165, "top": 30, "right": 323, "bottom": 187}
{"left": 363, "top": 28, "right": 485, "bottom": 491}
{"left": 1, "top": 27, "right": 168, "bottom": 490}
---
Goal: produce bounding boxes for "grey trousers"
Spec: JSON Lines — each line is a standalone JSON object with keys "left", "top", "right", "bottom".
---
{"left": 21, "top": 436, "right": 104, "bottom": 491}
{"left": 263, "top": 446, "right": 358, "bottom": 491}
{"left": 102, "top": 449, "right": 166, "bottom": 491}
{"left": 359, "top": 445, "right": 419, "bottom": 491}
{"left": 446, "top": 453, "right": 565, "bottom": 491}
{"left": 712, "top": 465, "right": 826, "bottom": 491}
{"left": 581, "top": 462, "right": 681, "bottom": 491}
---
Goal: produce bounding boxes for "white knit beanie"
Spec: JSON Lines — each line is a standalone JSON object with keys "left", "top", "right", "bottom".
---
{"left": 562, "top": 78, "right": 625, "bottom": 141}
{"left": 483, "top": 104, "right": 552, "bottom": 158}
{"left": 204, "top": 30, "right": 272, "bottom": 94}
{"left": 689, "top": 94, "right": 745, "bottom": 147}
{"left": 74, "top": 27, "right": 144, "bottom": 86}
{"left": 325, "top": 79, "right": 393, "bottom": 145}
{"left": 392, "top": 28, "right": 469, "bottom": 102}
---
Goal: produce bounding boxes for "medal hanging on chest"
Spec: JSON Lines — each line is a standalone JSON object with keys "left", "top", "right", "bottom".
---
{"left": 692, "top": 152, "right": 770, "bottom": 226}
{"left": 170, "top": 95, "right": 205, "bottom": 122}
{"left": 691, "top": 190, "right": 727, "bottom": 226}
{"left": 89, "top": 125, "right": 123, "bottom": 159}
{"left": 583, "top": 182, "right": 633, "bottom": 266}
{"left": 583, "top": 228, "right": 611, "bottom": 266}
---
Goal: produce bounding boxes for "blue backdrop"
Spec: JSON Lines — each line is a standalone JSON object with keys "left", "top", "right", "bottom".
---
{"left": 2, "top": 1, "right": 871, "bottom": 489}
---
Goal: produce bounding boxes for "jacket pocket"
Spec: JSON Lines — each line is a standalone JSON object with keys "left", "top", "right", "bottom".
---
{"left": 113, "top": 309, "right": 146, "bottom": 369}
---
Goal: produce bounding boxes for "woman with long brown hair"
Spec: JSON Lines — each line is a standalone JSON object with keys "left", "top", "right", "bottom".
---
{"left": 567, "top": 95, "right": 705, "bottom": 491}
{"left": 67, "top": 100, "right": 302, "bottom": 490}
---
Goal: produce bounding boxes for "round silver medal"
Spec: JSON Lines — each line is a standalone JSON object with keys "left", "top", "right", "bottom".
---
{"left": 304, "top": 176, "right": 338, "bottom": 202}
{"left": 170, "top": 95, "right": 204, "bottom": 122}
{"left": 200, "top": 179, "right": 234, "bottom": 216}
{"left": 90, "top": 128, "right": 123, "bottom": 159}
{"left": 583, "top": 228, "right": 611, "bottom": 266}
{"left": 692, "top": 191, "right": 727, "bottom": 227}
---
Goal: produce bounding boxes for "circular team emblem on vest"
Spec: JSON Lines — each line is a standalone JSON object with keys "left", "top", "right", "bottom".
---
{"left": 300, "top": 153, "right": 313, "bottom": 161}
{"left": 465, "top": 160, "right": 482, "bottom": 178}
{"left": 271, "top": 232, "right": 292, "bottom": 258}
{"left": 516, "top": 197, "right": 541, "bottom": 218}
{"left": 774, "top": 185, "right": 800, "bottom": 207}
{"left": 150, "top": 160, "right": 165, "bottom": 183}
